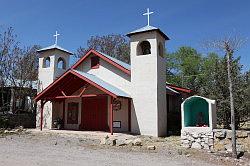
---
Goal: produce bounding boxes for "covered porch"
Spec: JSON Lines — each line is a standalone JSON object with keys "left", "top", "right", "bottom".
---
{"left": 35, "top": 70, "right": 131, "bottom": 135}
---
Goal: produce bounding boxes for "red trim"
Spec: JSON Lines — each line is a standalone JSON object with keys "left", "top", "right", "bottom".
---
{"left": 71, "top": 49, "right": 131, "bottom": 75}
{"left": 128, "top": 99, "right": 131, "bottom": 132}
{"left": 110, "top": 97, "right": 113, "bottom": 135}
{"left": 167, "top": 84, "right": 192, "bottom": 93}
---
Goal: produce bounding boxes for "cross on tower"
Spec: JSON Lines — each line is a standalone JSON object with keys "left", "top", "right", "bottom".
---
{"left": 53, "top": 31, "right": 60, "bottom": 45}
{"left": 143, "top": 8, "right": 154, "bottom": 26}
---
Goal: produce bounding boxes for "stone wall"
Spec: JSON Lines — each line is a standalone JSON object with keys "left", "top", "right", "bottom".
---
{"left": 213, "top": 129, "right": 250, "bottom": 153}
{"left": 181, "top": 129, "right": 250, "bottom": 153}
{"left": 181, "top": 130, "right": 214, "bottom": 150}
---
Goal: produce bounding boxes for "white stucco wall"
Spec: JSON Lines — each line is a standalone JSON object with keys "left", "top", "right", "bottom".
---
{"left": 130, "top": 31, "right": 167, "bottom": 137}
{"left": 75, "top": 54, "right": 131, "bottom": 94}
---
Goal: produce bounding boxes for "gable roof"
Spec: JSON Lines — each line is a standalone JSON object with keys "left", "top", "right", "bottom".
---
{"left": 37, "top": 44, "right": 73, "bottom": 55}
{"left": 72, "top": 49, "right": 131, "bottom": 75}
{"left": 127, "top": 25, "right": 169, "bottom": 40}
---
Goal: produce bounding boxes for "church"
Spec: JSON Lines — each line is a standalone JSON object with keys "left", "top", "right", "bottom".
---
{"left": 35, "top": 9, "right": 191, "bottom": 137}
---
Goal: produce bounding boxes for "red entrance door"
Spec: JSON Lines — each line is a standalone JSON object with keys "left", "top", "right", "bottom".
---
{"left": 81, "top": 96, "right": 108, "bottom": 131}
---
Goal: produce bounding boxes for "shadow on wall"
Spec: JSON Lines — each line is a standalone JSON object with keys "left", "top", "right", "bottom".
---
{"left": 131, "top": 100, "right": 140, "bottom": 135}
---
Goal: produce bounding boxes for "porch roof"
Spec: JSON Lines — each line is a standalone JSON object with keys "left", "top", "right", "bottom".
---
{"left": 35, "top": 69, "right": 130, "bottom": 101}
{"left": 72, "top": 70, "right": 130, "bottom": 98}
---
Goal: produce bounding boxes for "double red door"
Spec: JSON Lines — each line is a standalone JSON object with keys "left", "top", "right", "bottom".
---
{"left": 81, "top": 96, "right": 108, "bottom": 131}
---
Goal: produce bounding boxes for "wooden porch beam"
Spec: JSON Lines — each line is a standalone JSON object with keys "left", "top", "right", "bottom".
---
{"left": 60, "top": 88, "right": 67, "bottom": 97}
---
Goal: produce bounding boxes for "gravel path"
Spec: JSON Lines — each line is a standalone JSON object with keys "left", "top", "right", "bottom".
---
{"left": 0, "top": 131, "right": 236, "bottom": 166}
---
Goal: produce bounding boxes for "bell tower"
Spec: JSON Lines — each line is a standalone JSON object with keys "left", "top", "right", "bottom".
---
{"left": 37, "top": 32, "right": 73, "bottom": 92}
{"left": 36, "top": 32, "right": 73, "bottom": 129}
{"left": 127, "top": 8, "right": 169, "bottom": 136}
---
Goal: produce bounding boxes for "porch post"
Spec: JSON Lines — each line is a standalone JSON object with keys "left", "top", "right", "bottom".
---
{"left": 110, "top": 96, "right": 113, "bottom": 135}
{"left": 62, "top": 100, "right": 65, "bottom": 128}
{"left": 128, "top": 99, "right": 131, "bottom": 132}
{"left": 40, "top": 100, "right": 44, "bottom": 131}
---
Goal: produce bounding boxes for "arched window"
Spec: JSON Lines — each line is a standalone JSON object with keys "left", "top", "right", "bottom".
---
{"left": 43, "top": 57, "right": 50, "bottom": 68}
{"left": 158, "top": 42, "right": 164, "bottom": 57}
{"left": 57, "top": 57, "right": 66, "bottom": 69}
{"left": 137, "top": 41, "right": 151, "bottom": 55}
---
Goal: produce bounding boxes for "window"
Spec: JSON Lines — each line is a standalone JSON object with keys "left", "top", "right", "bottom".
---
{"left": 91, "top": 56, "right": 100, "bottom": 69}
{"left": 67, "top": 102, "right": 79, "bottom": 124}
{"left": 158, "top": 42, "right": 164, "bottom": 57}
{"left": 43, "top": 57, "right": 50, "bottom": 68}
{"left": 137, "top": 41, "right": 151, "bottom": 55}
{"left": 57, "top": 57, "right": 66, "bottom": 69}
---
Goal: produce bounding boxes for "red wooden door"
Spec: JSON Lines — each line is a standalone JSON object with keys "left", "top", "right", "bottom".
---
{"left": 81, "top": 96, "right": 108, "bottom": 131}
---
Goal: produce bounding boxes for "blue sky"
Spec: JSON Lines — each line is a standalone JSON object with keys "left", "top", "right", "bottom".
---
{"left": 0, "top": 0, "right": 249, "bottom": 71}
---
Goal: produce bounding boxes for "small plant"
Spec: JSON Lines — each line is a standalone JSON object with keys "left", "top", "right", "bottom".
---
{"left": 53, "top": 117, "right": 63, "bottom": 130}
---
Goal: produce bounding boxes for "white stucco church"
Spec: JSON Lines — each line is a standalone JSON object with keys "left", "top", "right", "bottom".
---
{"left": 35, "top": 9, "right": 189, "bottom": 137}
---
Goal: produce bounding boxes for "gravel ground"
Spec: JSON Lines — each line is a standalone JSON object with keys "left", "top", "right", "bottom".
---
{"left": 0, "top": 130, "right": 248, "bottom": 166}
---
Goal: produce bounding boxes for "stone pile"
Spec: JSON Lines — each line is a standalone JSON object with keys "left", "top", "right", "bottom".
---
{"left": 181, "top": 130, "right": 214, "bottom": 150}
{"left": 181, "top": 129, "right": 250, "bottom": 153}
{"left": 100, "top": 135, "right": 143, "bottom": 147}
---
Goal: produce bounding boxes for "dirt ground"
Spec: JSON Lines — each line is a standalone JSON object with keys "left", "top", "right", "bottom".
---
{"left": 0, "top": 129, "right": 249, "bottom": 166}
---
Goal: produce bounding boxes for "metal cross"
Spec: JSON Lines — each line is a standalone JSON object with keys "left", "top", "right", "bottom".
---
{"left": 53, "top": 31, "right": 60, "bottom": 45}
{"left": 143, "top": 8, "right": 154, "bottom": 26}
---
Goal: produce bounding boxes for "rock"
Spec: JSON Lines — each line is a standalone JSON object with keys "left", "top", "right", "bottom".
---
{"left": 215, "top": 130, "right": 226, "bottom": 138}
{"left": 100, "top": 136, "right": 109, "bottom": 145}
{"left": 191, "top": 142, "right": 202, "bottom": 149}
{"left": 192, "top": 133, "right": 199, "bottom": 138}
{"left": 132, "top": 138, "right": 142, "bottom": 146}
{"left": 107, "top": 138, "right": 117, "bottom": 146}
{"left": 147, "top": 145, "right": 156, "bottom": 150}
{"left": 236, "top": 144, "right": 245, "bottom": 152}
{"left": 208, "top": 138, "right": 214, "bottom": 146}
{"left": 181, "top": 139, "right": 189, "bottom": 144}
{"left": 225, "top": 144, "right": 232, "bottom": 152}
{"left": 226, "top": 130, "right": 232, "bottom": 139}
{"left": 214, "top": 143, "right": 225, "bottom": 151}
{"left": 124, "top": 139, "right": 133, "bottom": 145}
{"left": 116, "top": 139, "right": 127, "bottom": 146}
{"left": 203, "top": 143, "right": 210, "bottom": 150}
{"left": 196, "top": 138, "right": 201, "bottom": 143}
{"left": 237, "top": 131, "right": 248, "bottom": 138}
{"left": 182, "top": 143, "right": 191, "bottom": 149}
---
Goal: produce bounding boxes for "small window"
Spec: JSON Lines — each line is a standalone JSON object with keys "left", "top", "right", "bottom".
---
{"left": 91, "top": 56, "right": 100, "bottom": 69}
{"left": 43, "top": 57, "right": 50, "bottom": 68}
{"left": 137, "top": 41, "right": 151, "bottom": 55}
{"left": 57, "top": 57, "right": 66, "bottom": 69}
{"left": 158, "top": 42, "right": 164, "bottom": 57}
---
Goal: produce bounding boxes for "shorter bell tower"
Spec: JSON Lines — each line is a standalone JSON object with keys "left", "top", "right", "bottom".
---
{"left": 36, "top": 32, "right": 73, "bottom": 129}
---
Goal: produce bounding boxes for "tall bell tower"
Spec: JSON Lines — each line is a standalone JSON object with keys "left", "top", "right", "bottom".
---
{"left": 36, "top": 31, "right": 73, "bottom": 129}
{"left": 127, "top": 8, "right": 169, "bottom": 136}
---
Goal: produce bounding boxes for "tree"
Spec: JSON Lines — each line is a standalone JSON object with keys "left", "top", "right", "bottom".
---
{"left": 166, "top": 46, "right": 203, "bottom": 92}
{"left": 77, "top": 34, "right": 130, "bottom": 63}
{"left": 0, "top": 27, "right": 39, "bottom": 114}
{"left": 205, "top": 35, "right": 245, "bottom": 158}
